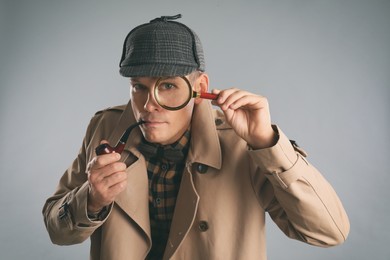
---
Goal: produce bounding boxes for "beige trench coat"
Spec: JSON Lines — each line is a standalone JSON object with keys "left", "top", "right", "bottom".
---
{"left": 43, "top": 100, "right": 349, "bottom": 260}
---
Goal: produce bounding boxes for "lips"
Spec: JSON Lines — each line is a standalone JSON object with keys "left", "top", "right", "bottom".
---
{"left": 141, "top": 118, "right": 162, "bottom": 123}
{"left": 140, "top": 118, "right": 166, "bottom": 127}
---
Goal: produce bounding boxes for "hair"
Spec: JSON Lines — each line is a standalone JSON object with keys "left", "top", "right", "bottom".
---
{"left": 188, "top": 70, "right": 203, "bottom": 84}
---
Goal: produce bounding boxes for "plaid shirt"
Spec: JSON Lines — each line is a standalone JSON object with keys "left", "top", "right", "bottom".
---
{"left": 138, "top": 130, "right": 191, "bottom": 259}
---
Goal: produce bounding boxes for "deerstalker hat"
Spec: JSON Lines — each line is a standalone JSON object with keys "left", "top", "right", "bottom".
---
{"left": 119, "top": 14, "right": 205, "bottom": 77}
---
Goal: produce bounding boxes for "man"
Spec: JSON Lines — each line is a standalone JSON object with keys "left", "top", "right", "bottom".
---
{"left": 43, "top": 14, "right": 349, "bottom": 259}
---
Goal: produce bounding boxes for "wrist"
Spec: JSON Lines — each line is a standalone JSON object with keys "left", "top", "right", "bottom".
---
{"left": 87, "top": 206, "right": 109, "bottom": 221}
{"left": 87, "top": 189, "right": 105, "bottom": 213}
{"left": 248, "top": 126, "right": 278, "bottom": 149}
{"left": 87, "top": 204, "right": 103, "bottom": 213}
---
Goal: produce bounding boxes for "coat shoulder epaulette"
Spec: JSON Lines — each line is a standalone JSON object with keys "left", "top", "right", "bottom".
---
{"left": 94, "top": 104, "right": 126, "bottom": 116}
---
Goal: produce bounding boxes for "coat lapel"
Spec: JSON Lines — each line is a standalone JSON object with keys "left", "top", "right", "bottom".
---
{"left": 106, "top": 100, "right": 151, "bottom": 240}
{"left": 115, "top": 154, "right": 151, "bottom": 239}
{"left": 106, "top": 99, "right": 137, "bottom": 148}
{"left": 188, "top": 100, "right": 222, "bottom": 169}
{"left": 163, "top": 168, "right": 199, "bottom": 259}
{"left": 163, "top": 101, "right": 223, "bottom": 259}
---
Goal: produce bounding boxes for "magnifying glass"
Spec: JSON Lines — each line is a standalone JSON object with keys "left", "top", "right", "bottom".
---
{"left": 154, "top": 76, "right": 218, "bottom": 110}
{"left": 95, "top": 76, "right": 216, "bottom": 155}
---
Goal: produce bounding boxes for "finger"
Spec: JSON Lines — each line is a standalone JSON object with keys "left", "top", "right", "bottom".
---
{"left": 211, "top": 89, "right": 221, "bottom": 106}
{"left": 212, "top": 88, "right": 235, "bottom": 108}
{"left": 211, "top": 89, "right": 221, "bottom": 95}
{"left": 215, "top": 88, "right": 239, "bottom": 104}
{"left": 108, "top": 179, "right": 128, "bottom": 195}
{"left": 87, "top": 153, "right": 121, "bottom": 173}
{"left": 228, "top": 94, "right": 268, "bottom": 111}
{"left": 100, "top": 139, "right": 109, "bottom": 145}
{"left": 218, "top": 88, "right": 249, "bottom": 110}
{"left": 102, "top": 170, "right": 128, "bottom": 189}
{"left": 98, "top": 180, "right": 127, "bottom": 203}
{"left": 219, "top": 88, "right": 267, "bottom": 111}
{"left": 104, "top": 162, "right": 127, "bottom": 177}
{"left": 91, "top": 161, "right": 127, "bottom": 183}
{"left": 94, "top": 153, "right": 121, "bottom": 168}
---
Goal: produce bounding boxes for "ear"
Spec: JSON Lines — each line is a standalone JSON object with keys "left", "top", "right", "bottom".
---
{"left": 194, "top": 73, "right": 209, "bottom": 105}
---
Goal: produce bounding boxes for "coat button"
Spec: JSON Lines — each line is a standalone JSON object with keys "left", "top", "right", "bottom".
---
{"left": 198, "top": 221, "right": 209, "bottom": 232}
{"left": 161, "top": 163, "right": 169, "bottom": 171}
{"left": 196, "top": 163, "right": 208, "bottom": 174}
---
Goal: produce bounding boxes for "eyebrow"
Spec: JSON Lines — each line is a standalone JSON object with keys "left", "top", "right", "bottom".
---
{"left": 130, "top": 78, "right": 141, "bottom": 83}
{"left": 160, "top": 76, "right": 176, "bottom": 79}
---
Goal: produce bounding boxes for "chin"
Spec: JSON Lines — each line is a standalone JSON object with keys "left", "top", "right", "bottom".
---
{"left": 142, "top": 127, "right": 183, "bottom": 145}
{"left": 143, "top": 133, "right": 166, "bottom": 145}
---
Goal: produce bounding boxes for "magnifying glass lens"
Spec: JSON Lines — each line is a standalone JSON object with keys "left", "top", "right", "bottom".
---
{"left": 154, "top": 77, "right": 192, "bottom": 110}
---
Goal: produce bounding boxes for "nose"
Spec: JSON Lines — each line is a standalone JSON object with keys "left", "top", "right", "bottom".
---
{"left": 143, "top": 89, "right": 160, "bottom": 112}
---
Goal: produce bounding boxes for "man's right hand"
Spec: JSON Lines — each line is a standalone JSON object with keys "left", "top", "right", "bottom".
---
{"left": 86, "top": 142, "right": 128, "bottom": 213}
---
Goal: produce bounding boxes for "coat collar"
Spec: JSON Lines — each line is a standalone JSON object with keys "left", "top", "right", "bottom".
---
{"left": 188, "top": 100, "right": 222, "bottom": 170}
{"left": 107, "top": 99, "right": 222, "bottom": 170}
{"left": 106, "top": 99, "right": 143, "bottom": 155}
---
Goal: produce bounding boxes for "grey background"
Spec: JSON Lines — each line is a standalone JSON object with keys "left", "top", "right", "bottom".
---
{"left": 1, "top": 0, "right": 389, "bottom": 259}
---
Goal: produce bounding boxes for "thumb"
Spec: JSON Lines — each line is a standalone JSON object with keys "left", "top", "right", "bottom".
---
{"left": 211, "top": 89, "right": 221, "bottom": 106}
{"left": 100, "top": 139, "right": 109, "bottom": 145}
{"left": 95, "top": 140, "right": 113, "bottom": 156}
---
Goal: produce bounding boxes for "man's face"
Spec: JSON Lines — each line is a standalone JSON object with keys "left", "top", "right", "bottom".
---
{"left": 130, "top": 76, "right": 195, "bottom": 145}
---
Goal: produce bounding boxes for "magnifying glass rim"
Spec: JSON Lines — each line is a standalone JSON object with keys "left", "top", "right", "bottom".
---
{"left": 154, "top": 76, "right": 193, "bottom": 111}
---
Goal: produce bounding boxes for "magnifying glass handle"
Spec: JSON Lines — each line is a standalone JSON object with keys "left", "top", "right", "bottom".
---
{"left": 199, "top": 92, "right": 218, "bottom": 100}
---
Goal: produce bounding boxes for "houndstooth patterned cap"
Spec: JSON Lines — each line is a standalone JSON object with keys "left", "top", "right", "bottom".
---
{"left": 119, "top": 14, "right": 205, "bottom": 77}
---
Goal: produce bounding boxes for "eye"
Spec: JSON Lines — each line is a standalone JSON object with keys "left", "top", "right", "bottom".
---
{"left": 158, "top": 82, "right": 177, "bottom": 92}
{"left": 162, "top": 83, "right": 175, "bottom": 90}
{"left": 131, "top": 83, "right": 147, "bottom": 92}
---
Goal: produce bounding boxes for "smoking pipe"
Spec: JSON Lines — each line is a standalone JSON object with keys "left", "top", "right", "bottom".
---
{"left": 95, "top": 121, "right": 145, "bottom": 155}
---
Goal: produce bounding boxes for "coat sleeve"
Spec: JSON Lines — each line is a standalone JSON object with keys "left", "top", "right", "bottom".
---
{"left": 42, "top": 112, "right": 113, "bottom": 245}
{"left": 249, "top": 125, "right": 350, "bottom": 247}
